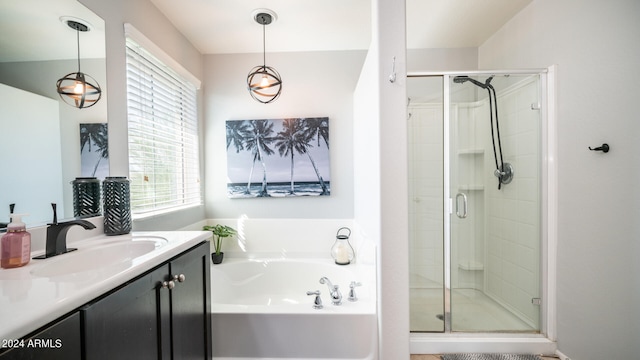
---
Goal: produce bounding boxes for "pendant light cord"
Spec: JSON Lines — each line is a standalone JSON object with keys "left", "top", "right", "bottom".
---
{"left": 76, "top": 28, "right": 82, "bottom": 73}
{"left": 262, "top": 23, "right": 266, "bottom": 68}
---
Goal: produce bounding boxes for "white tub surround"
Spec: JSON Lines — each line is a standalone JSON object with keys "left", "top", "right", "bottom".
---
{"left": 0, "top": 230, "right": 211, "bottom": 340}
{"left": 204, "top": 218, "right": 377, "bottom": 360}
{"left": 211, "top": 257, "right": 377, "bottom": 359}
{"left": 202, "top": 218, "right": 375, "bottom": 264}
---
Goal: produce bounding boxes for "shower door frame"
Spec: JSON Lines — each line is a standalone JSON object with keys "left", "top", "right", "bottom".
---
{"left": 407, "top": 67, "right": 557, "bottom": 354}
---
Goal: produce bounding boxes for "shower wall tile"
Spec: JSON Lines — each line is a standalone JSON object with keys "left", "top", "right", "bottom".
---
{"left": 518, "top": 179, "right": 538, "bottom": 202}
{"left": 409, "top": 103, "right": 444, "bottom": 288}
{"left": 485, "top": 77, "right": 540, "bottom": 328}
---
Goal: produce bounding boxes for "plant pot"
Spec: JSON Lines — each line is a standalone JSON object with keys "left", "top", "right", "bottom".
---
{"left": 211, "top": 252, "right": 224, "bottom": 264}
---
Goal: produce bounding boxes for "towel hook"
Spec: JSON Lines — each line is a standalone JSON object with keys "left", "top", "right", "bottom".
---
{"left": 588, "top": 143, "right": 610, "bottom": 153}
{"left": 388, "top": 56, "right": 396, "bottom": 83}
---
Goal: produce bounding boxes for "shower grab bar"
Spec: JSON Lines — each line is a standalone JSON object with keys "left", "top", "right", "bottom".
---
{"left": 455, "top": 193, "right": 468, "bottom": 219}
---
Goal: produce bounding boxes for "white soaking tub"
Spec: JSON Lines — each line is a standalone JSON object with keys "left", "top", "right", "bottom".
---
{"left": 210, "top": 257, "right": 377, "bottom": 360}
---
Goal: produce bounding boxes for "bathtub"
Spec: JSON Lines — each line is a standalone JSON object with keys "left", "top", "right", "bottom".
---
{"left": 210, "top": 257, "right": 377, "bottom": 360}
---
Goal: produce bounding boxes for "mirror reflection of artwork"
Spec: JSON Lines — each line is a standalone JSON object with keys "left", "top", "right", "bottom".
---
{"left": 80, "top": 123, "right": 109, "bottom": 179}
{"left": 226, "top": 117, "right": 330, "bottom": 198}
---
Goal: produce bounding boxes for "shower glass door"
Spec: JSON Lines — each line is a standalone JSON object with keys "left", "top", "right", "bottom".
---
{"left": 408, "top": 76, "right": 445, "bottom": 332}
{"left": 408, "top": 72, "right": 543, "bottom": 333}
{"left": 449, "top": 73, "right": 541, "bottom": 332}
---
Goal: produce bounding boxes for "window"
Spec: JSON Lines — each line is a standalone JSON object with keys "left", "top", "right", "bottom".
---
{"left": 125, "top": 24, "right": 201, "bottom": 218}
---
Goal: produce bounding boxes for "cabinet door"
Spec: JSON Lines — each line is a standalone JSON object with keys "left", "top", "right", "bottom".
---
{"left": 169, "top": 241, "right": 211, "bottom": 359}
{"left": 82, "top": 264, "right": 171, "bottom": 360}
{"left": 0, "top": 312, "right": 81, "bottom": 360}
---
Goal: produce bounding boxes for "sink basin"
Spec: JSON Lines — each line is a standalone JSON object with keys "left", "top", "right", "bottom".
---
{"left": 31, "top": 237, "right": 168, "bottom": 278}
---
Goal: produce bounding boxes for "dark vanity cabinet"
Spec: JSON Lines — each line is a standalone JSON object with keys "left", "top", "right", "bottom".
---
{"left": 82, "top": 264, "right": 171, "bottom": 359}
{"left": 83, "top": 241, "right": 211, "bottom": 360}
{"left": 0, "top": 312, "right": 82, "bottom": 360}
{"left": 0, "top": 241, "right": 211, "bottom": 360}
{"left": 163, "top": 243, "right": 212, "bottom": 359}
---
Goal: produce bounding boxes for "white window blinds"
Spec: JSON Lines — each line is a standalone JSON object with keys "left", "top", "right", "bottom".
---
{"left": 125, "top": 27, "right": 201, "bottom": 218}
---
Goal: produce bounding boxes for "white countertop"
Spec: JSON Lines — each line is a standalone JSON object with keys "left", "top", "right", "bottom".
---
{"left": 0, "top": 231, "right": 211, "bottom": 341}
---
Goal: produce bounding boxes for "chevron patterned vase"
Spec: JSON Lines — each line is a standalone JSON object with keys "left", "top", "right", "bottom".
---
{"left": 72, "top": 177, "right": 101, "bottom": 217}
{"left": 103, "top": 176, "right": 131, "bottom": 235}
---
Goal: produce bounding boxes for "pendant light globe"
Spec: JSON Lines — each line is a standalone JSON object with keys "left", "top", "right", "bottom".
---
{"left": 56, "top": 71, "right": 102, "bottom": 109}
{"left": 247, "top": 65, "right": 282, "bottom": 103}
{"left": 56, "top": 19, "right": 102, "bottom": 109}
{"left": 246, "top": 10, "right": 282, "bottom": 104}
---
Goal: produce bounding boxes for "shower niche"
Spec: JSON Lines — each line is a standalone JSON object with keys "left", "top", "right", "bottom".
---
{"left": 408, "top": 72, "right": 543, "bottom": 333}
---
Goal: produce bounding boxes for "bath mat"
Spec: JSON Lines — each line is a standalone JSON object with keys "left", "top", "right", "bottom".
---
{"left": 441, "top": 354, "right": 542, "bottom": 360}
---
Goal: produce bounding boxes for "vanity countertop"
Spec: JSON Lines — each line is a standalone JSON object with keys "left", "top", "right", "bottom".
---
{"left": 0, "top": 231, "right": 211, "bottom": 341}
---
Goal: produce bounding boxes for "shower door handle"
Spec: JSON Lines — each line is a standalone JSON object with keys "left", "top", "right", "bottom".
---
{"left": 455, "top": 193, "right": 468, "bottom": 219}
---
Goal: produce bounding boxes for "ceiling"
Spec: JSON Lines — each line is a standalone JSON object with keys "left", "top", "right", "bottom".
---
{"left": 0, "top": 0, "right": 532, "bottom": 62}
{"left": 150, "top": 0, "right": 533, "bottom": 54}
{"left": 0, "top": 0, "right": 105, "bottom": 62}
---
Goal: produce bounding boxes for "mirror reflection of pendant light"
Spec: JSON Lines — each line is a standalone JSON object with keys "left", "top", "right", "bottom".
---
{"left": 247, "top": 9, "right": 282, "bottom": 104}
{"left": 56, "top": 19, "right": 102, "bottom": 109}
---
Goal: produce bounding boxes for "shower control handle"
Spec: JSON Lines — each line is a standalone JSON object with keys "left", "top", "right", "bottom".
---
{"left": 348, "top": 281, "right": 362, "bottom": 302}
{"left": 455, "top": 193, "right": 468, "bottom": 219}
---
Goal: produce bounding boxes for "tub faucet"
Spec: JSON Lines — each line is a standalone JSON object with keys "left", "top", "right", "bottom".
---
{"left": 33, "top": 203, "right": 97, "bottom": 259}
{"left": 319, "top": 277, "right": 342, "bottom": 305}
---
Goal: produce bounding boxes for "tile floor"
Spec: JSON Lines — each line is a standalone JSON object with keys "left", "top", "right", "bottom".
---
{"left": 409, "top": 283, "right": 553, "bottom": 360}
{"left": 410, "top": 288, "right": 536, "bottom": 332}
{"left": 411, "top": 355, "right": 559, "bottom": 360}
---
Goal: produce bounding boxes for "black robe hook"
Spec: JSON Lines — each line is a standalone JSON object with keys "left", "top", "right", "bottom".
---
{"left": 588, "top": 143, "right": 610, "bottom": 153}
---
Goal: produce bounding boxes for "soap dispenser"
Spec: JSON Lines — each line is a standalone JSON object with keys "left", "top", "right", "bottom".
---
{"left": 1, "top": 213, "right": 31, "bottom": 269}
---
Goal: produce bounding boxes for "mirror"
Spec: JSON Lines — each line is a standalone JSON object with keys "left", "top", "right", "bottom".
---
{"left": 0, "top": 0, "right": 107, "bottom": 227}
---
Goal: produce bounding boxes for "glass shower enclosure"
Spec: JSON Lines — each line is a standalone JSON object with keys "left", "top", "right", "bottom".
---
{"left": 408, "top": 72, "right": 543, "bottom": 333}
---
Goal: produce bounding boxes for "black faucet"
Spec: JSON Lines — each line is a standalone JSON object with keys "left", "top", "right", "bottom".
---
{"left": 33, "top": 203, "right": 97, "bottom": 259}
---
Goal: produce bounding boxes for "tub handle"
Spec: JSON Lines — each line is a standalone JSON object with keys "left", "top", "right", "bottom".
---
{"left": 348, "top": 281, "right": 362, "bottom": 302}
{"left": 306, "top": 290, "right": 323, "bottom": 309}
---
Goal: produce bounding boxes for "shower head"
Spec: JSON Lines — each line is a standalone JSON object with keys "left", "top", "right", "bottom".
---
{"left": 453, "top": 75, "right": 488, "bottom": 89}
{"left": 453, "top": 75, "right": 470, "bottom": 84}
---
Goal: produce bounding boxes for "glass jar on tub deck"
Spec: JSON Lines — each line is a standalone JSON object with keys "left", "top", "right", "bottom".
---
{"left": 331, "top": 227, "right": 354, "bottom": 265}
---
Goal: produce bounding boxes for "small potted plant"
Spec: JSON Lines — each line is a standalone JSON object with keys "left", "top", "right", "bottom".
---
{"left": 203, "top": 224, "right": 236, "bottom": 264}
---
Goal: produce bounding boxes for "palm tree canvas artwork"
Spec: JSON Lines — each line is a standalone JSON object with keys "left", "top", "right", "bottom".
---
{"left": 80, "top": 123, "right": 109, "bottom": 179}
{"left": 226, "top": 117, "right": 330, "bottom": 198}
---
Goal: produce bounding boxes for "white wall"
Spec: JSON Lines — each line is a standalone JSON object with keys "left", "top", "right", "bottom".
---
{"left": 407, "top": 48, "right": 478, "bottom": 73}
{"left": 479, "top": 1, "right": 640, "bottom": 358}
{"left": 360, "top": 0, "right": 410, "bottom": 357}
{"left": 203, "top": 51, "right": 365, "bottom": 219}
{"left": 81, "top": 0, "right": 206, "bottom": 231}
{"left": 0, "top": 84, "right": 63, "bottom": 225}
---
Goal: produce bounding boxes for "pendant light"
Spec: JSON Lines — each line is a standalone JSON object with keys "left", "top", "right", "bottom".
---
{"left": 247, "top": 10, "right": 282, "bottom": 104}
{"left": 56, "top": 19, "right": 102, "bottom": 109}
